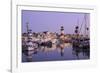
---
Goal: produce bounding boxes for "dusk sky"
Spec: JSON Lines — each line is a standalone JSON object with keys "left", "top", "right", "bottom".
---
{"left": 22, "top": 10, "right": 90, "bottom": 34}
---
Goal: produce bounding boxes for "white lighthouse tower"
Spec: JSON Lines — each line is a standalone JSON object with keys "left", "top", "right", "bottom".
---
{"left": 60, "top": 26, "right": 64, "bottom": 35}
{"left": 59, "top": 26, "right": 65, "bottom": 42}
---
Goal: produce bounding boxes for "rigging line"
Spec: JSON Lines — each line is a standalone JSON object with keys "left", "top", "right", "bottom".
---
{"left": 84, "top": 14, "right": 87, "bottom": 37}
{"left": 77, "top": 17, "right": 79, "bottom": 26}
{"left": 79, "top": 14, "right": 85, "bottom": 34}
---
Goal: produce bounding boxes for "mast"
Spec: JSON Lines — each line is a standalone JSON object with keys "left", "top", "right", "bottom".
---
{"left": 84, "top": 14, "right": 87, "bottom": 38}
{"left": 26, "top": 22, "right": 29, "bottom": 33}
{"left": 77, "top": 14, "right": 89, "bottom": 38}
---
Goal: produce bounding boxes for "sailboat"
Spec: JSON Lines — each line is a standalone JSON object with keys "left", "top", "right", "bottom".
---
{"left": 73, "top": 14, "right": 90, "bottom": 48}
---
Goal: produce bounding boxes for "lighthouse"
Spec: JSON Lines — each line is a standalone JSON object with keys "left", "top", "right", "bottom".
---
{"left": 59, "top": 26, "right": 65, "bottom": 42}
{"left": 60, "top": 26, "right": 64, "bottom": 35}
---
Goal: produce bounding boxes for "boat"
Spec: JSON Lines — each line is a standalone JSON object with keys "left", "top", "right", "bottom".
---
{"left": 72, "top": 14, "right": 90, "bottom": 49}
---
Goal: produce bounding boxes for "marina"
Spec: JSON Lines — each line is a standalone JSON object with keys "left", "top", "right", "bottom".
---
{"left": 22, "top": 10, "right": 90, "bottom": 62}
{"left": 22, "top": 24, "right": 90, "bottom": 62}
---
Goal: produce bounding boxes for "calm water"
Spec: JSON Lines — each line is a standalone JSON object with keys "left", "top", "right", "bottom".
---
{"left": 22, "top": 43, "right": 90, "bottom": 62}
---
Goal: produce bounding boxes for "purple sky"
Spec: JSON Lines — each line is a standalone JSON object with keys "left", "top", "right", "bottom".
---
{"left": 22, "top": 10, "right": 90, "bottom": 34}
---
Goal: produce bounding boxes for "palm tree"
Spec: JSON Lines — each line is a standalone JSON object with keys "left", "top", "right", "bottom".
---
{"left": 75, "top": 26, "right": 79, "bottom": 29}
{"left": 75, "top": 26, "right": 79, "bottom": 39}
{"left": 86, "top": 27, "right": 89, "bottom": 38}
{"left": 86, "top": 27, "right": 89, "bottom": 31}
{"left": 75, "top": 26, "right": 79, "bottom": 34}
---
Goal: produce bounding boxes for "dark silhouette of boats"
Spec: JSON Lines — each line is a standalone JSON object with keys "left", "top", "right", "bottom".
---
{"left": 72, "top": 14, "right": 90, "bottom": 58}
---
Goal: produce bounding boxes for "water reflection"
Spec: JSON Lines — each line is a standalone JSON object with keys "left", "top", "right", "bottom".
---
{"left": 72, "top": 45, "right": 90, "bottom": 59}
{"left": 22, "top": 42, "right": 90, "bottom": 62}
